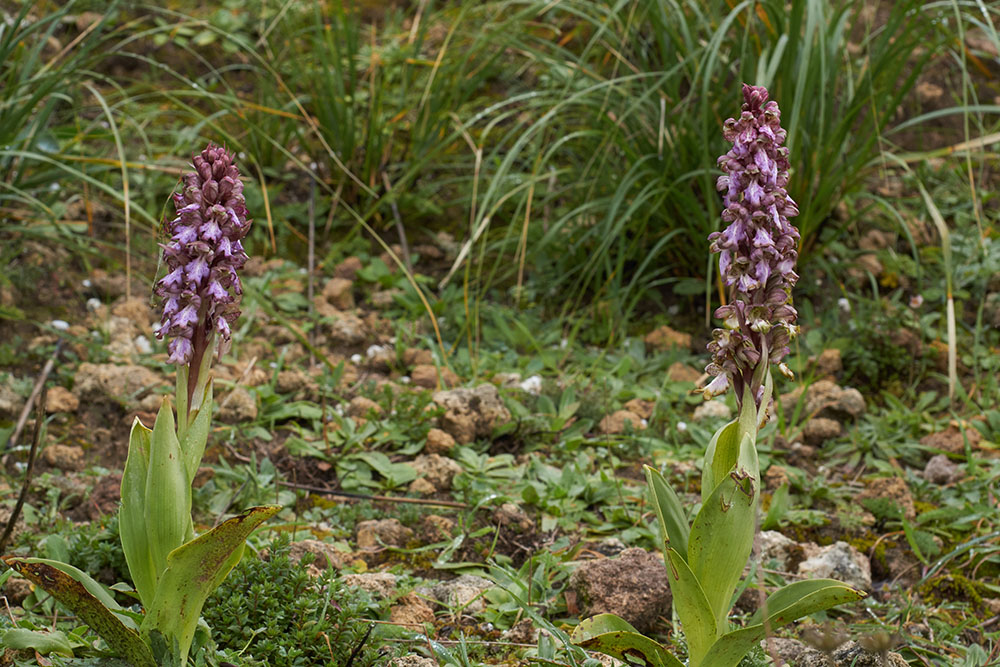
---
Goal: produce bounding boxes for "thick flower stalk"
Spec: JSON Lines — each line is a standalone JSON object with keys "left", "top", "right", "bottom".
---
{"left": 154, "top": 144, "right": 251, "bottom": 408}
{"left": 702, "top": 84, "right": 799, "bottom": 410}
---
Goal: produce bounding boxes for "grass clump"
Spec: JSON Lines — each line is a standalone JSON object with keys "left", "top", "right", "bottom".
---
{"left": 201, "top": 535, "right": 398, "bottom": 666}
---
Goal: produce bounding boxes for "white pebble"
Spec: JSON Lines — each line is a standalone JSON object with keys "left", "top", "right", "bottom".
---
{"left": 837, "top": 297, "right": 851, "bottom": 313}
{"left": 82, "top": 279, "right": 92, "bottom": 288}
{"left": 350, "top": 354, "right": 363, "bottom": 364}
{"left": 400, "top": 376, "right": 411, "bottom": 384}
{"left": 677, "top": 421, "right": 688, "bottom": 433}
{"left": 50, "top": 320, "right": 69, "bottom": 331}
{"left": 519, "top": 375, "right": 543, "bottom": 395}
{"left": 86, "top": 298, "right": 102, "bottom": 311}
{"left": 133, "top": 336, "right": 152, "bottom": 355}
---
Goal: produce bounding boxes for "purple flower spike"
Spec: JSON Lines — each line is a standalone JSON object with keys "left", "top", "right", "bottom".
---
{"left": 700, "top": 84, "right": 799, "bottom": 411}
{"left": 154, "top": 144, "right": 251, "bottom": 371}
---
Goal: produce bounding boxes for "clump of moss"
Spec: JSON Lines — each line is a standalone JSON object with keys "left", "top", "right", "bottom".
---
{"left": 917, "top": 573, "right": 989, "bottom": 617}
{"left": 202, "top": 535, "right": 399, "bottom": 666}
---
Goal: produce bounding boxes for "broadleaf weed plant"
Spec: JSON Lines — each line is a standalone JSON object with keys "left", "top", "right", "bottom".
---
{"left": 571, "top": 85, "right": 865, "bottom": 667}
{"left": 2, "top": 145, "right": 279, "bottom": 666}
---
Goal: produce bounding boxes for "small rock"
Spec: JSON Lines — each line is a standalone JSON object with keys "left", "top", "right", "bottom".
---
{"left": 410, "top": 454, "right": 462, "bottom": 492}
{"left": 334, "top": 256, "right": 363, "bottom": 280}
{"left": 390, "top": 592, "right": 436, "bottom": 627}
{"left": 492, "top": 502, "right": 535, "bottom": 533}
{"left": 411, "top": 364, "right": 460, "bottom": 389}
{"left": 0, "top": 507, "right": 26, "bottom": 544}
{"left": 421, "top": 514, "right": 456, "bottom": 542}
{"left": 915, "top": 81, "right": 945, "bottom": 105}
{"left": 3, "top": 577, "right": 33, "bottom": 605}
{"left": 41, "top": 444, "right": 85, "bottom": 471}
{"left": 403, "top": 348, "right": 434, "bottom": 367}
{"left": 810, "top": 349, "right": 843, "bottom": 377}
{"left": 763, "top": 465, "right": 789, "bottom": 491}
{"left": 365, "top": 344, "right": 394, "bottom": 370}
{"left": 431, "top": 574, "right": 494, "bottom": 614}
{"left": 569, "top": 548, "right": 671, "bottom": 633}
{"left": 324, "top": 311, "right": 367, "bottom": 346}
{"left": 852, "top": 253, "right": 884, "bottom": 279}
{"left": 857, "top": 477, "right": 916, "bottom": 520}
{"left": 45, "top": 386, "right": 79, "bottom": 413}
{"left": 757, "top": 530, "right": 801, "bottom": 570}
{"left": 389, "top": 657, "right": 437, "bottom": 667}
{"left": 408, "top": 478, "right": 436, "bottom": 495}
{"left": 799, "top": 640, "right": 907, "bottom": 667}
{"left": 276, "top": 368, "right": 316, "bottom": 396}
{"left": 287, "top": 540, "right": 344, "bottom": 575}
{"left": 356, "top": 518, "right": 414, "bottom": 550}
{"left": 370, "top": 289, "right": 401, "bottom": 308}
{"left": 518, "top": 375, "right": 543, "bottom": 395}
{"left": 858, "top": 229, "right": 893, "bottom": 252}
{"left": 780, "top": 380, "right": 865, "bottom": 421}
{"left": 110, "top": 297, "right": 153, "bottom": 328}
{"left": 0, "top": 383, "right": 24, "bottom": 419}
{"left": 502, "top": 618, "right": 538, "bottom": 644}
{"left": 341, "top": 572, "right": 397, "bottom": 598}
{"left": 73, "top": 363, "right": 161, "bottom": 405}
{"left": 919, "top": 425, "right": 982, "bottom": 454}
{"left": 433, "top": 384, "right": 511, "bottom": 444}
{"left": 592, "top": 538, "right": 627, "bottom": 558}
{"left": 216, "top": 386, "right": 258, "bottom": 423}
{"left": 323, "top": 278, "right": 355, "bottom": 310}
{"left": 798, "top": 541, "right": 871, "bottom": 592}
{"left": 623, "top": 398, "right": 654, "bottom": 420}
{"left": 643, "top": 325, "right": 692, "bottom": 351}
{"left": 693, "top": 400, "right": 731, "bottom": 422}
{"left": 761, "top": 637, "right": 809, "bottom": 664}
{"left": 347, "top": 396, "right": 382, "bottom": 419}
{"left": 596, "top": 409, "right": 645, "bottom": 435}
{"left": 667, "top": 361, "right": 702, "bottom": 384}
{"left": 803, "top": 417, "right": 842, "bottom": 444}
{"left": 424, "top": 428, "right": 456, "bottom": 455}
{"left": 924, "top": 454, "right": 960, "bottom": 485}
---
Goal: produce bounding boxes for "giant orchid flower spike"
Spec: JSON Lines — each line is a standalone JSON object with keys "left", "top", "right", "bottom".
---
{"left": 155, "top": 144, "right": 251, "bottom": 415}
{"left": 701, "top": 84, "right": 800, "bottom": 411}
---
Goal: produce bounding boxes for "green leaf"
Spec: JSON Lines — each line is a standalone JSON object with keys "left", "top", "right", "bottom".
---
{"left": 571, "top": 614, "right": 684, "bottom": 667}
{"left": 701, "top": 418, "right": 739, "bottom": 503}
{"left": 0, "top": 628, "right": 75, "bottom": 657}
{"left": 644, "top": 465, "right": 689, "bottom": 560}
{"left": 7, "top": 558, "right": 132, "bottom": 624}
{"left": 120, "top": 416, "right": 157, "bottom": 608}
{"left": 145, "top": 398, "right": 194, "bottom": 581}
{"left": 689, "top": 430, "right": 759, "bottom": 628}
{"left": 762, "top": 484, "right": 790, "bottom": 531}
{"left": 142, "top": 504, "right": 280, "bottom": 665}
{"left": 664, "top": 548, "right": 716, "bottom": 666}
{"left": 3, "top": 558, "right": 156, "bottom": 667}
{"left": 703, "top": 579, "right": 866, "bottom": 667}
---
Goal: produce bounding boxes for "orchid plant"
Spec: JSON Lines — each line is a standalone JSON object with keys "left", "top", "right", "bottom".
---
{"left": 572, "top": 85, "right": 865, "bottom": 667}
{"left": 4, "top": 145, "right": 279, "bottom": 667}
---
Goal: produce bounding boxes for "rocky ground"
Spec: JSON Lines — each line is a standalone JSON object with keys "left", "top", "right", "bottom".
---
{"left": 0, "top": 236, "right": 997, "bottom": 666}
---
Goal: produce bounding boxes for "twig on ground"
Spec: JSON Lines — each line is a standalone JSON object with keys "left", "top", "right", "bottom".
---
{"left": 0, "top": 387, "right": 47, "bottom": 555}
{"left": 277, "top": 480, "right": 469, "bottom": 509}
{"left": 3, "top": 339, "right": 62, "bottom": 452}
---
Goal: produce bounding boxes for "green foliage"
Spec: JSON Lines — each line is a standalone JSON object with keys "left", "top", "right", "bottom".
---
{"left": 201, "top": 535, "right": 397, "bottom": 666}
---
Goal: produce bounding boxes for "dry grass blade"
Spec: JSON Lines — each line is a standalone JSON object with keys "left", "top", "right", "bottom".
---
{"left": 918, "top": 181, "right": 959, "bottom": 402}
